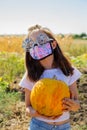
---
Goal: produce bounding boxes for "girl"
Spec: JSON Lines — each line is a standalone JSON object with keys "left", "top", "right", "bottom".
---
{"left": 19, "top": 25, "right": 82, "bottom": 130}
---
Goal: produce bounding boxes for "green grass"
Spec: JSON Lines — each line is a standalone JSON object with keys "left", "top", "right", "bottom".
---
{"left": 70, "top": 54, "right": 87, "bottom": 68}
{"left": 0, "top": 52, "right": 25, "bottom": 125}
{"left": 0, "top": 52, "right": 25, "bottom": 84}
{"left": 0, "top": 91, "right": 21, "bottom": 119}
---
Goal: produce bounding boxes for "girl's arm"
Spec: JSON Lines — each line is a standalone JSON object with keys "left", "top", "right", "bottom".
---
{"left": 69, "top": 81, "right": 79, "bottom": 100}
{"left": 24, "top": 88, "right": 39, "bottom": 117}
{"left": 62, "top": 81, "right": 80, "bottom": 112}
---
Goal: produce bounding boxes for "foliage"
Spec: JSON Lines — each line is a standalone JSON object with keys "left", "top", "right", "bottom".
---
{"left": 0, "top": 91, "right": 21, "bottom": 118}
{"left": 72, "top": 33, "right": 87, "bottom": 39}
{"left": 0, "top": 52, "right": 25, "bottom": 84}
{"left": 0, "top": 77, "right": 9, "bottom": 92}
{"left": 71, "top": 53, "right": 87, "bottom": 67}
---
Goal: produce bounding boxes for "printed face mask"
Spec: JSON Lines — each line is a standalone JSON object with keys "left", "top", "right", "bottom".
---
{"left": 22, "top": 33, "right": 53, "bottom": 60}
{"left": 29, "top": 42, "right": 53, "bottom": 60}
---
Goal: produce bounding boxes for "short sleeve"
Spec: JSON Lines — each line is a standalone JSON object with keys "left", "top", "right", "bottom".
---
{"left": 18, "top": 72, "right": 35, "bottom": 90}
{"left": 68, "top": 67, "right": 82, "bottom": 86}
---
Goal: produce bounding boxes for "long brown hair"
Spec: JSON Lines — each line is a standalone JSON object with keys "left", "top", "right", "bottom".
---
{"left": 25, "top": 25, "right": 74, "bottom": 82}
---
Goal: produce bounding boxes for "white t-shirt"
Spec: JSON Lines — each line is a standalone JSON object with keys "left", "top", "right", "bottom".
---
{"left": 19, "top": 67, "right": 82, "bottom": 122}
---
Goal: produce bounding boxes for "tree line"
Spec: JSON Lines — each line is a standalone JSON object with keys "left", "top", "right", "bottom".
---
{"left": 72, "top": 33, "right": 87, "bottom": 39}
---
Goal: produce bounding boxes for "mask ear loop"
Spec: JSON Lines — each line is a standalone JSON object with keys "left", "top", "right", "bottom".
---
{"left": 56, "top": 45, "right": 69, "bottom": 75}
{"left": 50, "top": 41, "right": 54, "bottom": 54}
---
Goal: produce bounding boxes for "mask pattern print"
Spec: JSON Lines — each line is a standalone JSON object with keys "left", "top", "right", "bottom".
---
{"left": 30, "top": 42, "right": 53, "bottom": 60}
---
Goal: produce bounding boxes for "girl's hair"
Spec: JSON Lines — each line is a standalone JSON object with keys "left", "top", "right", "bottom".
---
{"left": 25, "top": 24, "right": 74, "bottom": 82}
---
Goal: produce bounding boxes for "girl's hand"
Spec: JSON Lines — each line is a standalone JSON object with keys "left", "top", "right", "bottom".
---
{"left": 26, "top": 106, "right": 39, "bottom": 117}
{"left": 26, "top": 106, "right": 61, "bottom": 120}
{"left": 62, "top": 98, "right": 80, "bottom": 112}
{"left": 41, "top": 114, "right": 62, "bottom": 120}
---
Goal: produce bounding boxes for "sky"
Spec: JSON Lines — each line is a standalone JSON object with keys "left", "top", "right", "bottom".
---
{"left": 0, "top": 0, "right": 87, "bottom": 34}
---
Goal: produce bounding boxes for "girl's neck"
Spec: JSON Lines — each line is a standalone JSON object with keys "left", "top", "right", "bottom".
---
{"left": 40, "top": 54, "right": 56, "bottom": 70}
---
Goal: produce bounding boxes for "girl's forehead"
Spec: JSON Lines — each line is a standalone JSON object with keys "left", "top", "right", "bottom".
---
{"left": 30, "top": 31, "right": 47, "bottom": 42}
{"left": 28, "top": 30, "right": 53, "bottom": 45}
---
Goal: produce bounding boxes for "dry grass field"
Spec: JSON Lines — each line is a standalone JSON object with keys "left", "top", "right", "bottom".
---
{"left": 0, "top": 35, "right": 87, "bottom": 130}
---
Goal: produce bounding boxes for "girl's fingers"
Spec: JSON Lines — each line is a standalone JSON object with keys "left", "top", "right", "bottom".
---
{"left": 62, "top": 98, "right": 75, "bottom": 110}
{"left": 63, "top": 98, "right": 74, "bottom": 104}
{"left": 62, "top": 104, "right": 71, "bottom": 110}
{"left": 49, "top": 115, "right": 62, "bottom": 119}
{"left": 63, "top": 102, "right": 72, "bottom": 107}
{"left": 62, "top": 109, "right": 69, "bottom": 112}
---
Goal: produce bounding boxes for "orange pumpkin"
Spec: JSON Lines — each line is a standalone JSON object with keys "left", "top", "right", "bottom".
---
{"left": 30, "top": 78, "right": 70, "bottom": 116}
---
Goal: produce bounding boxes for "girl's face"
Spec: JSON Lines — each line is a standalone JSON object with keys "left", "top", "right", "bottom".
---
{"left": 23, "top": 30, "right": 57, "bottom": 68}
{"left": 39, "top": 40, "right": 57, "bottom": 69}
{"left": 29, "top": 31, "right": 57, "bottom": 62}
